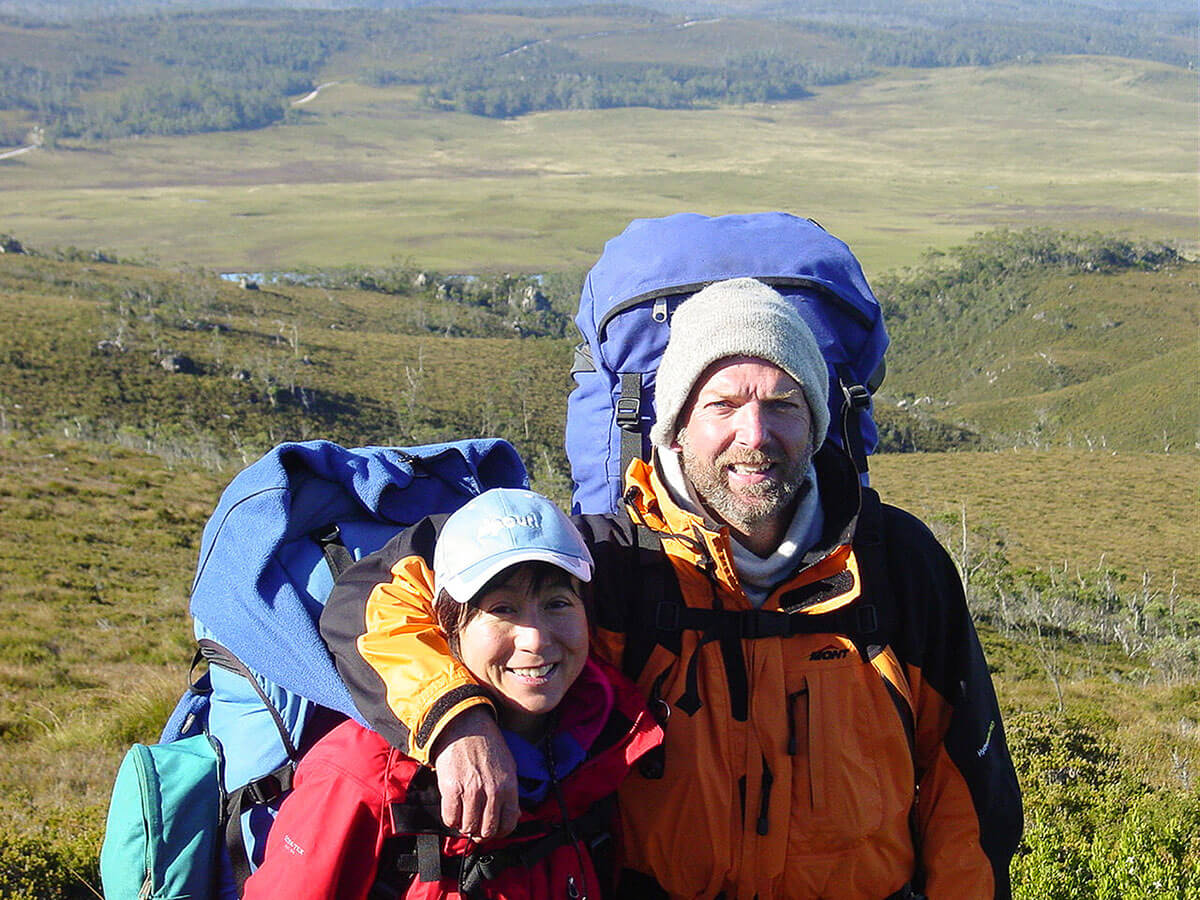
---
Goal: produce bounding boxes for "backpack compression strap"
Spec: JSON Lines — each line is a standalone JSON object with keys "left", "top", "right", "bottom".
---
{"left": 374, "top": 782, "right": 617, "bottom": 900}
{"left": 617, "top": 371, "right": 647, "bottom": 481}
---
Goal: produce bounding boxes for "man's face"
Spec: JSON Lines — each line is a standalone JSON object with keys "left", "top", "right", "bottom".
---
{"left": 672, "top": 356, "right": 814, "bottom": 540}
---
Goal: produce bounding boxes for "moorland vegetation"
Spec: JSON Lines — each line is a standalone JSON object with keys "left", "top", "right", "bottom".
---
{"left": 0, "top": 1, "right": 1194, "bottom": 145}
{"left": 0, "top": 227, "right": 1196, "bottom": 897}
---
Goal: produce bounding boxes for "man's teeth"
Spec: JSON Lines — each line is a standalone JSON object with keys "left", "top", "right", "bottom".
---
{"left": 510, "top": 663, "right": 555, "bottom": 678}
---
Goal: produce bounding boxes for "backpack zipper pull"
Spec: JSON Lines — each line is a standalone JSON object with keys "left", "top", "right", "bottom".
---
{"left": 757, "top": 756, "right": 774, "bottom": 836}
{"left": 786, "top": 685, "right": 808, "bottom": 756}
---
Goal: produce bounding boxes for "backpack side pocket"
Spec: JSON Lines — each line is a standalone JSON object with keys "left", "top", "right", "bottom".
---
{"left": 100, "top": 733, "right": 223, "bottom": 900}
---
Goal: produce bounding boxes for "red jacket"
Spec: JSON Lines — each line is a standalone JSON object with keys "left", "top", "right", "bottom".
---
{"left": 244, "top": 657, "right": 661, "bottom": 900}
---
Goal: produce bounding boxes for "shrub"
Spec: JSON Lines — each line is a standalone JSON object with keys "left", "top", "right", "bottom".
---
{"left": 0, "top": 815, "right": 103, "bottom": 900}
{"left": 1008, "top": 710, "right": 1200, "bottom": 898}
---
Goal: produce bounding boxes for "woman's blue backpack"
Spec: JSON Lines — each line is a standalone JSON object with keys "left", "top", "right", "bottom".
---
{"left": 100, "top": 439, "right": 528, "bottom": 899}
{"left": 566, "top": 212, "right": 889, "bottom": 515}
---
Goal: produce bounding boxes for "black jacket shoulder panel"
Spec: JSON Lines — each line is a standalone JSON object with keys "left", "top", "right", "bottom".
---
{"left": 320, "top": 514, "right": 450, "bottom": 750}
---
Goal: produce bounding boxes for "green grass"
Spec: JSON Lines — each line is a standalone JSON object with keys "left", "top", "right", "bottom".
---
{"left": 880, "top": 263, "right": 1200, "bottom": 453}
{"left": 2, "top": 56, "right": 1194, "bottom": 275}
{"left": 0, "top": 436, "right": 221, "bottom": 829}
{"left": 871, "top": 450, "right": 1199, "bottom": 598}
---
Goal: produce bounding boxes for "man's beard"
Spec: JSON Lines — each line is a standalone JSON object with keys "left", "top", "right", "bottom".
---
{"left": 676, "top": 429, "right": 808, "bottom": 536}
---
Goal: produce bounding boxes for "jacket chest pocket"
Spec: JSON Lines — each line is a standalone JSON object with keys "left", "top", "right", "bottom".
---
{"left": 784, "top": 661, "right": 914, "bottom": 854}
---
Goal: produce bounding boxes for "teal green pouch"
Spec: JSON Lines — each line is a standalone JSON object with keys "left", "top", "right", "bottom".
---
{"left": 100, "top": 734, "right": 222, "bottom": 899}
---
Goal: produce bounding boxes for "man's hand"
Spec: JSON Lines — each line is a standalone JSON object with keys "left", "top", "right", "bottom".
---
{"left": 430, "top": 706, "right": 520, "bottom": 839}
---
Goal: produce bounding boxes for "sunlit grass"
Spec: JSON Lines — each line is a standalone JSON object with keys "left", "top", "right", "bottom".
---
{"left": 2, "top": 57, "right": 1193, "bottom": 275}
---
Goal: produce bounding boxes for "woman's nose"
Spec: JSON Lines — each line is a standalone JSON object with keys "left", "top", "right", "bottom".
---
{"left": 511, "top": 616, "right": 551, "bottom": 652}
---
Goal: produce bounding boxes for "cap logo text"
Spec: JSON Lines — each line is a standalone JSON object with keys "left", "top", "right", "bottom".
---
{"left": 478, "top": 513, "right": 540, "bottom": 538}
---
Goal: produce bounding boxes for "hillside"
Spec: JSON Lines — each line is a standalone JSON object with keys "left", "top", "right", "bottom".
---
{"left": 2, "top": 230, "right": 1193, "bottom": 478}
{"left": 0, "top": 235, "right": 1197, "bottom": 895}
{"left": 0, "top": 249, "right": 579, "bottom": 488}
{"left": 874, "top": 230, "right": 1199, "bottom": 454}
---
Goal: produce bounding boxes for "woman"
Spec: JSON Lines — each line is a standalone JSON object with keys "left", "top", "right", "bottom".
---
{"left": 245, "top": 488, "right": 662, "bottom": 899}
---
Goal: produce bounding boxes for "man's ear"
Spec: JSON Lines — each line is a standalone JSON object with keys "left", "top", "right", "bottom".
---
{"left": 668, "top": 424, "right": 683, "bottom": 452}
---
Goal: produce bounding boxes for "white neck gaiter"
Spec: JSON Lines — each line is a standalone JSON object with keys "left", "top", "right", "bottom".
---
{"left": 654, "top": 449, "right": 824, "bottom": 607}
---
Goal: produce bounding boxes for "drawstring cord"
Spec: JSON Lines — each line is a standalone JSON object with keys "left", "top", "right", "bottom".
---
{"left": 543, "top": 719, "right": 590, "bottom": 900}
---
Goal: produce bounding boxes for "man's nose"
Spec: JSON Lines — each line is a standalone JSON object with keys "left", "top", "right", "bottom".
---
{"left": 732, "top": 402, "right": 768, "bottom": 448}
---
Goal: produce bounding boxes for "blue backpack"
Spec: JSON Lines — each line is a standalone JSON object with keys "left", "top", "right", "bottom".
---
{"left": 565, "top": 212, "right": 889, "bottom": 515}
{"left": 100, "top": 439, "right": 528, "bottom": 899}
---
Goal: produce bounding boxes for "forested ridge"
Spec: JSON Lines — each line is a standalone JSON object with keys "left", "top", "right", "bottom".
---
{"left": 0, "top": 1, "right": 1194, "bottom": 143}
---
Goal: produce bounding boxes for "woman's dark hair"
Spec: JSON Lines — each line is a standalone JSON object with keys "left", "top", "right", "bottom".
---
{"left": 432, "top": 561, "right": 590, "bottom": 658}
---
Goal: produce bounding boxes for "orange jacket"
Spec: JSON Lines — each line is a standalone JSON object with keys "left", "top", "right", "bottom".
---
{"left": 322, "top": 445, "right": 1021, "bottom": 900}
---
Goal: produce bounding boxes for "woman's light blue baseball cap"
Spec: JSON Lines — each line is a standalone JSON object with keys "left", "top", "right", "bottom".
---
{"left": 433, "top": 488, "right": 594, "bottom": 603}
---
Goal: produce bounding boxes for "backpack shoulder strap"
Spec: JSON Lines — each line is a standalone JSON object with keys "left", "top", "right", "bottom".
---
{"left": 848, "top": 486, "right": 897, "bottom": 652}
{"left": 847, "top": 488, "right": 927, "bottom": 883}
{"left": 196, "top": 638, "right": 303, "bottom": 893}
{"left": 310, "top": 523, "right": 356, "bottom": 580}
{"left": 602, "top": 509, "right": 676, "bottom": 684}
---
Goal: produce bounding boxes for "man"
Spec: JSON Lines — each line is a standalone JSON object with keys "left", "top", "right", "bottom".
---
{"left": 323, "top": 278, "right": 1022, "bottom": 899}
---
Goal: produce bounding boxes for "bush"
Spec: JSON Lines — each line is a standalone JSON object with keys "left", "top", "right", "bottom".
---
{"left": 1008, "top": 711, "right": 1200, "bottom": 898}
{"left": 0, "top": 815, "right": 103, "bottom": 900}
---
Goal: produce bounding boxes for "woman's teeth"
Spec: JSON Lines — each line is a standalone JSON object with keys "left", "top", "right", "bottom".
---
{"left": 509, "top": 663, "right": 556, "bottom": 678}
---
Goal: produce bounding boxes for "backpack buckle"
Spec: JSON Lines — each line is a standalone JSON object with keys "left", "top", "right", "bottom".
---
{"left": 246, "top": 772, "right": 286, "bottom": 805}
{"left": 654, "top": 602, "right": 681, "bottom": 631}
{"left": 616, "top": 396, "right": 640, "bottom": 430}
{"left": 842, "top": 382, "right": 871, "bottom": 410}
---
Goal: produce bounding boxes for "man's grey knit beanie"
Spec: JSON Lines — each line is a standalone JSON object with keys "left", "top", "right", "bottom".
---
{"left": 650, "top": 277, "right": 830, "bottom": 450}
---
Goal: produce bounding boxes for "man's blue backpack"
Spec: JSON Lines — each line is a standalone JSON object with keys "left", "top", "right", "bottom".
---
{"left": 100, "top": 439, "right": 528, "bottom": 899}
{"left": 566, "top": 212, "right": 889, "bottom": 515}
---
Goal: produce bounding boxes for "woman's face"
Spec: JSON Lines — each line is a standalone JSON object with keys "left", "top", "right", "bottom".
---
{"left": 457, "top": 565, "right": 589, "bottom": 740}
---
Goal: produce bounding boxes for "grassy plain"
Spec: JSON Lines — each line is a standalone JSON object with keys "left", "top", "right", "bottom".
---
{"left": 2, "top": 55, "right": 1195, "bottom": 275}
{"left": 871, "top": 450, "right": 1198, "bottom": 598}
